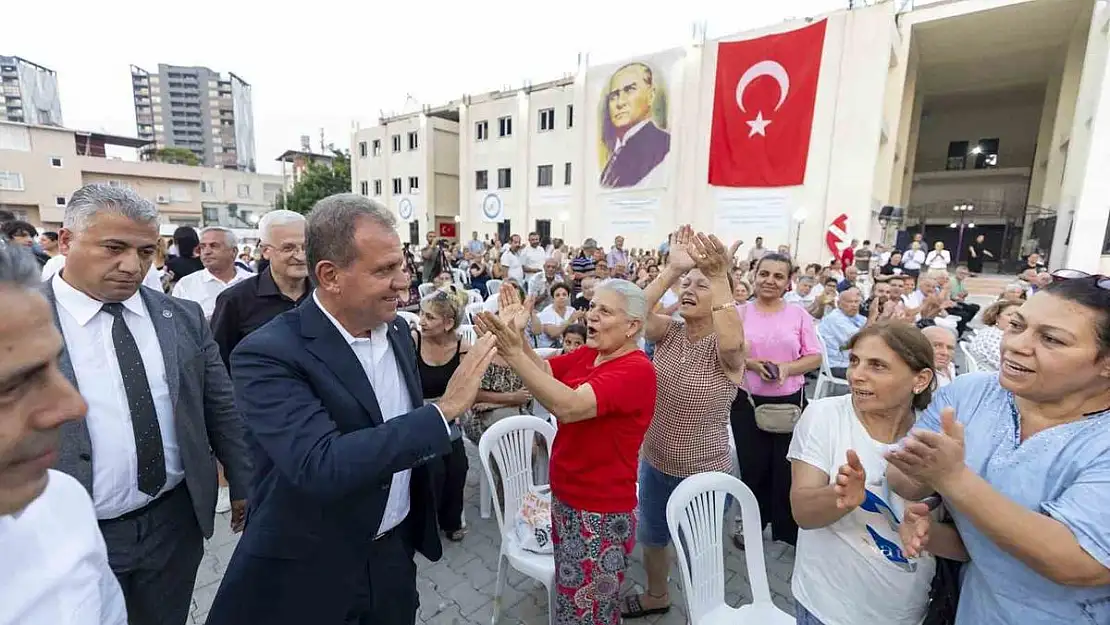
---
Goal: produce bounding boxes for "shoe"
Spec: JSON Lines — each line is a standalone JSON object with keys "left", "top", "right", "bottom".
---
{"left": 216, "top": 486, "right": 231, "bottom": 514}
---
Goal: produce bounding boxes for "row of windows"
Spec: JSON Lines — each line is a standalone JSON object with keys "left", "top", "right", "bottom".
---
{"left": 359, "top": 176, "right": 420, "bottom": 196}
{"left": 474, "top": 162, "right": 572, "bottom": 190}
{"left": 475, "top": 105, "right": 573, "bottom": 141}
{"left": 358, "top": 132, "right": 418, "bottom": 158}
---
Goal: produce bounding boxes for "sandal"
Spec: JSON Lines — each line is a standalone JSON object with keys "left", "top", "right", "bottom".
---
{"left": 620, "top": 593, "right": 670, "bottom": 619}
{"left": 445, "top": 528, "right": 467, "bottom": 542}
{"left": 731, "top": 529, "right": 746, "bottom": 551}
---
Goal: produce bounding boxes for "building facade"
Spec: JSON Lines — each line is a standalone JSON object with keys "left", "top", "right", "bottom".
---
{"left": 351, "top": 0, "right": 1110, "bottom": 274}
{"left": 0, "top": 120, "right": 281, "bottom": 229}
{"left": 0, "top": 56, "right": 63, "bottom": 126}
{"left": 131, "top": 64, "right": 257, "bottom": 172}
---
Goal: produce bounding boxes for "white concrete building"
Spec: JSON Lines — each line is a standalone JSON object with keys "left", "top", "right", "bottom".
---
{"left": 354, "top": 0, "right": 1110, "bottom": 273}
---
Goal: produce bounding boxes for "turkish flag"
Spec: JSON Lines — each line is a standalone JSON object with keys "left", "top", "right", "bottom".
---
{"left": 708, "top": 20, "right": 827, "bottom": 187}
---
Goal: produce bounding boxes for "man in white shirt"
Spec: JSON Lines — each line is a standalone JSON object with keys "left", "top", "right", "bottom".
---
{"left": 0, "top": 243, "right": 127, "bottom": 625}
{"left": 171, "top": 227, "right": 252, "bottom": 318}
{"left": 922, "top": 325, "right": 958, "bottom": 387}
{"left": 43, "top": 254, "right": 164, "bottom": 291}
{"left": 784, "top": 275, "right": 818, "bottom": 307}
{"left": 520, "top": 232, "right": 546, "bottom": 279}
{"left": 500, "top": 234, "right": 525, "bottom": 282}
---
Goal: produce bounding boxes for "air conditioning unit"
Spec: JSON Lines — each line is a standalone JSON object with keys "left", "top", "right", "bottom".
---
{"left": 155, "top": 195, "right": 170, "bottom": 204}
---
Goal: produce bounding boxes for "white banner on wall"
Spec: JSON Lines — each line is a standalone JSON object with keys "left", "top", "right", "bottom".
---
{"left": 712, "top": 188, "right": 792, "bottom": 249}
{"left": 477, "top": 192, "right": 506, "bottom": 223}
{"left": 600, "top": 196, "right": 660, "bottom": 244}
{"left": 396, "top": 196, "right": 416, "bottom": 223}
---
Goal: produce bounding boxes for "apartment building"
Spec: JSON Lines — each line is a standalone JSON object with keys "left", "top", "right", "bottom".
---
{"left": 351, "top": 106, "right": 460, "bottom": 245}
{"left": 0, "top": 119, "right": 281, "bottom": 229}
{"left": 131, "top": 63, "right": 257, "bottom": 172}
{"left": 0, "top": 56, "right": 63, "bottom": 126}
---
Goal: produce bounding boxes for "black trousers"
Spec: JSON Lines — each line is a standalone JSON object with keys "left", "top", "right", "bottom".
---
{"left": 349, "top": 525, "right": 419, "bottom": 625}
{"left": 730, "top": 390, "right": 801, "bottom": 546}
{"left": 948, "top": 302, "right": 980, "bottom": 335}
{"left": 99, "top": 485, "right": 204, "bottom": 625}
{"left": 438, "top": 437, "right": 468, "bottom": 533}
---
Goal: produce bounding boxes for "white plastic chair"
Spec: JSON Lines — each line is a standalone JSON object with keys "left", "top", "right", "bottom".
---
{"left": 467, "top": 289, "right": 484, "bottom": 305}
{"left": 418, "top": 282, "right": 437, "bottom": 298}
{"left": 465, "top": 301, "right": 486, "bottom": 323}
{"left": 396, "top": 310, "right": 419, "bottom": 329}
{"left": 533, "top": 347, "right": 560, "bottom": 358}
{"left": 813, "top": 334, "right": 849, "bottom": 399}
{"left": 452, "top": 267, "right": 470, "bottom": 286}
{"left": 667, "top": 472, "right": 793, "bottom": 625}
{"left": 479, "top": 416, "right": 558, "bottom": 625}
{"left": 456, "top": 324, "right": 478, "bottom": 344}
{"left": 485, "top": 279, "right": 503, "bottom": 299}
{"left": 959, "top": 341, "right": 981, "bottom": 374}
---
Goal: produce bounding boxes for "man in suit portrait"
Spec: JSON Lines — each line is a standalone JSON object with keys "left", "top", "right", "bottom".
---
{"left": 204, "top": 194, "right": 497, "bottom": 625}
{"left": 599, "top": 61, "right": 672, "bottom": 189}
{"left": 44, "top": 184, "right": 253, "bottom": 625}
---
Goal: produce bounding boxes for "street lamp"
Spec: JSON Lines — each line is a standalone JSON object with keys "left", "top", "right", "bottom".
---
{"left": 951, "top": 203, "right": 974, "bottom": 262}
{"left": 792, "top": 209, "right": 808, "bottom": 260}
{"left": 558, "top": 210, "right": 570, "bottom": 239}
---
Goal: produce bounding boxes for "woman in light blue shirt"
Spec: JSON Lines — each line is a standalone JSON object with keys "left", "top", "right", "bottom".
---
{"left": 887, "top": 272, "right": 1110, "bottom": 624}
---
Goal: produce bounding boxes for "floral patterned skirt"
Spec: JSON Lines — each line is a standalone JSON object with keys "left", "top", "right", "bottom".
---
{"left": 551, "top": 495, "right": 636, "bottom": 625}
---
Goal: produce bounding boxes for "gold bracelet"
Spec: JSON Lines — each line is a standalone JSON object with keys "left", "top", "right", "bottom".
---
{"left": 711, "top": 302, "right": 736, "bottom": 313}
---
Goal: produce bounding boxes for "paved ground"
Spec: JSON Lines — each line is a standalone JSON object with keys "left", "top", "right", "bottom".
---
{"left": 188, "top": 446, "right": 797, "bottom": 625}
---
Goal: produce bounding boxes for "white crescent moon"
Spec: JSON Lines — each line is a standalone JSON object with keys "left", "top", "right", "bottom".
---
{"left": 735, "top": 60, "right": 790, "bottom": 113}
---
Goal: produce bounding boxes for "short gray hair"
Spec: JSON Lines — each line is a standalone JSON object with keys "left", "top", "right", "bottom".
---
{"left": 63, "top": 184, "right": 159, "bottom": 233}
{"left": 306, "top": 193, "right": 396, "bottom": 271}
{"left": 257, "top": 210, "right": 305, "bottom": 245}
{"left": 594, "top": 278, "right": 647, "bottom": 338}
{"left": 0, "top": 244, "right": 41, "bottom": 290}
{"left": 200, "top": 226, "right": 238, "bottom": 249}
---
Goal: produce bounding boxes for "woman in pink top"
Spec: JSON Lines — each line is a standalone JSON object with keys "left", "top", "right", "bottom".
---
{"left": 732, "top": 252, "right": 822, "bottom": 548}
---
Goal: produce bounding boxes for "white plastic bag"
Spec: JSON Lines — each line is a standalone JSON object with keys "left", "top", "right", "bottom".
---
{"left": 513, "top": 487, "right": 553, "bottom": 554}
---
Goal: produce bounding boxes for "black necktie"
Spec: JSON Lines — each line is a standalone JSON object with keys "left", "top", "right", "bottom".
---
{"left": 102, "top": 303, "right": 167, "bottom": 497}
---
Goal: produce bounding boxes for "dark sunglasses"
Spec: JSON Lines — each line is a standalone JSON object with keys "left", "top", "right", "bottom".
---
{"left": 1051, "top": 269, "right": 1110, "bottom": 290}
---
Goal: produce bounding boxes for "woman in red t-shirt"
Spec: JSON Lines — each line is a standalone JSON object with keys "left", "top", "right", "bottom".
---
{"left": 476, "top": 280, "right": 657, "bottom": 625}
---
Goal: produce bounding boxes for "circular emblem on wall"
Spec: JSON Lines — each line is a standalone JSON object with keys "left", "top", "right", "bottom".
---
{"left": 482, "top": 193, "right": 503, "bottom": 220}
{"left": 397, "top": 198, "right": 414, "bottom": 221}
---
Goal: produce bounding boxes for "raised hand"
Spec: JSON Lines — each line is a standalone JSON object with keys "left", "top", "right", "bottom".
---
{"left": 834, "top": 450, "right": 867, "bottom": 510}
{"left": 475, "top": 311, "right": 525, "bottom": 360}
{"left": 900, "top": 502, "right": 931, "bottom": 558}
{"left": 436, "top": 333, "right": 499, "bottom": 420}
{"left": 690, "top": 232, "right": 731, "bottom": 277}
{"left": 667, "top": 225, "right": 697, "bottom": 272}
{"left": 889, "top": 408, "right": 967, "bottom": 492}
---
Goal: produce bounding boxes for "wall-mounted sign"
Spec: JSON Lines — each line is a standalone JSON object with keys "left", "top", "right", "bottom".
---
{"left": 481, "top": 193, "right": 504, "bottom": 222}
{"left": 398, "top": 198, "right": 414, "bottom": 222}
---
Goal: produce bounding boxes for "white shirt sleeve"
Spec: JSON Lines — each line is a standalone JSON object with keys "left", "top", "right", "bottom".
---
{"left": 97, "top": 532, "right": 128, "bottom": 625}
{"left": 786, "top": 399, "right": 837, "bottom": 475}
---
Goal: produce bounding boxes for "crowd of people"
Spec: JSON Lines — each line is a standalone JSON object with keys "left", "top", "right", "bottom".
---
{"left": 1, "top": 185, "right": 1109, "bottom": 625}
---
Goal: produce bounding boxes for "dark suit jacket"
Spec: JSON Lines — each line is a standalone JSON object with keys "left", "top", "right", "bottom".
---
{"left": 205, "top": 297, "right": 450, "bottom": 624}
{"left": 600, "top": 121, "right": 671, "bottom": 188}
{"left": 45, "top": 282, "right": 253, "bottom": 539}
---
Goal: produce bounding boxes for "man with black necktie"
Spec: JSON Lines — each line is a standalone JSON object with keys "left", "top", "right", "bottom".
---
{"left": 43, "top": 184, "right": 253, "bottom": 625}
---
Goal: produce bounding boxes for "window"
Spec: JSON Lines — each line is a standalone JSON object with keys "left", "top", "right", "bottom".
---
{"left": 200, "top": 180, "right": 215, "bottom": 193}
{"left": 497, "top": 220, "right": 512, "bottom": 244}
{"left": 537, "top": 164, "right": 553, "bottom": 187}
{"left": 372, "top": 139, "right": 381, "bottom": 156}
{"left": 497, "top": 168, "right": 512, "bottom": 189}
{"left": 237, "top": 183, "right": 251, "bottom": 198}
{"left": 55, "top": 196, "right": 67, "bottom": 207}
{"left": 409, "top": 221, "right": 420, "bottom": 246}
{"left": 539, "top": 108, "right": 555, "bottom": 132}
{"left": 475, "top": 120, "right": 488, "bottom": 141}
{"left": 373, "top": 179, "right": 382, "bottom": 195}
{"left": 498, "top": 116, "right": 512, "bottom": 138}
{"left": 0, "top": 171, "right": 24, "bottom": 191}
{"left": 203, "top": 205, "right": 219, "bottom": 223}
{"left": 360, "top": 180, "right": 369, "bottom": 196}
{"left": 391, "top": 135, "right": 401, "bottom": 152}
{"left": 564, "top": 162, "right": 572, "bottom": 185}
{"left": 945, "top": 141, "right": 968, "bottom": 171}
{"left": 566, "top": 104, "right": 574, "bottom": 129}
{"left": 475, "top": 170, "right": 488, "bottom": 190}
{"left": 974, "top": 138, "right": 1000, "bottom": 169}
{"left": 263, "top": 183, "right": 282, "bottom": 203}
{"left": 392, "top": 178, "right": 402, "bottom": 194}
{"left": 535, "top": 219, "right": 551, "bottom": 246}
{"left": 358, "top": 141, "right": 368, "bottom": 157}
{"left": 408, "top": 176, "right": 420, "bottom": 192}
{"left": 408, "top": 131, "right": 419, "bottom": 151}
{"left": 49, "top": 157, "right": 63, "bottom": 168}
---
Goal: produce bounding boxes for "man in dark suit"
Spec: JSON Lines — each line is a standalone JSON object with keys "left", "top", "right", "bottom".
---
{"left": 45, "top": 184, "right": 253, "bottom": 625}
{"left": 599, "top": 61, "right": 671, "bottom": 188}
{"left": 205, "top": 194, "right": 496, "bottom": 625}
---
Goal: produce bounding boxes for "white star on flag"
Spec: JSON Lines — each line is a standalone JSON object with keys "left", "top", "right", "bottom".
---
{"left": 746, "top": 111, "right": 772, "bottom": 137}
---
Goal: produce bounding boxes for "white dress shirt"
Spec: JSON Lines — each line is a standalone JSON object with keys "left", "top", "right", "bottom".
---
{"left": 42, "top": 255, "right": 163, "bottom": 291}
{"left": 520, "top": 245, "right": 546, "bottom": 274}
{"left": 0, "top": 471, "right": 127, "bottom": 625}
{"left": 52, "top": 273, "right": 183, "bottom": 520}
{"left": 499, "top": 249, "right": 524, "bottom": 282}
{"left": 314, "top": 293, "right": 450, "bottom": 536}
{"left": 170, "top": 266, "right": 252, "bottom": 319}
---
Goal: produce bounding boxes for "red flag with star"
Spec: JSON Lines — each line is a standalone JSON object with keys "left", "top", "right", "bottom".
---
{"left": 708, "top": 20, "right": 827, "bottom": 187}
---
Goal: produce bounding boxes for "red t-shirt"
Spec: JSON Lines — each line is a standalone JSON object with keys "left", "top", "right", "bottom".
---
{"left": 841, "top": 247, "right": 855, "bottom": 269}
{"left": 547, "top": 346, "right": 657, "bottom": 513}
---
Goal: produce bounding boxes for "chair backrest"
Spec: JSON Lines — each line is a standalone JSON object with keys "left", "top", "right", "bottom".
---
{"left": 452, "top": 267, "right": 469, "bottom": 286}
{"left": 815, "top": 333, "right": 836, "bottom": 378}
{"left": 478, "top": 415, "right": 557, "bottom": 533}
{"left": 465, "top": 302, "right": 485, "bottom": 323}
{"left": 533, "top": 347, "right": 561, "bottom": 358}
{"left": 467, "top": 289, "right": 484, "bottom": 305}
{"left": 667, "top": 472, "right": 774, "bottom": 622}
{"left": 418, "top": 282, "right": 436, "bottom": 298}
{"left": 959, "top": 341, "right": 981, "bottom": 374}
{"left": 486, "top": 279, "right": 503, "bottom": 299}
{"left": 396, "top": 310, "right": 419, "bottom": 328}
{"left": 457, "top": 324, "right": 478, "bottom": 344}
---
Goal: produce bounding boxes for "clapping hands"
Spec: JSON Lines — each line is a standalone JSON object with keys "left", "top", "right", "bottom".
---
{"left": 834, "top": 450, "right": 867, "bottom": 510}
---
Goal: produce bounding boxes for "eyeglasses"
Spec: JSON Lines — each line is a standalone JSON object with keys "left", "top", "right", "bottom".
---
{"left": 1051, "top": 269, "right": 1110, "bottom": 291}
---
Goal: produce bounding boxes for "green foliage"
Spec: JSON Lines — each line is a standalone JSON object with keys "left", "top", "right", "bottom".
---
{"left": 274, "top": 151, "right": 351, "bottom": 214}
{"left": 150, "top": 147, "right": 200, "bottom": 166}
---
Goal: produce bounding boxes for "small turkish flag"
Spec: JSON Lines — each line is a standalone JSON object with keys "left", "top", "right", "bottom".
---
{"left": 708, "top": 20, "right": 827, "bottom": 187}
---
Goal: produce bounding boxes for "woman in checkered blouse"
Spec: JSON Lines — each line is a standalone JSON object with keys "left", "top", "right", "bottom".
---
{"left": 622, "top": 226, "right": 748, "bottom": 619}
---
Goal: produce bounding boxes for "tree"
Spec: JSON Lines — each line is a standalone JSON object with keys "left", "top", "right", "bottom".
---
{"left": 149, "top": 147, "right": 200, "bottom": 166}
{"left": 274, "top": 150, "right": 351, "bottom": 215}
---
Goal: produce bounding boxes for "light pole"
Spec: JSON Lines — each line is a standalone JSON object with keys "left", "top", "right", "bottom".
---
{"left": 558, "top": 210, "right": 570, "bottom": 240}
{"left": 792, "top": 209, "right": 808, "bottom": 261}
{"left": 951, "top": 203, "right": 974, "bottom": 262}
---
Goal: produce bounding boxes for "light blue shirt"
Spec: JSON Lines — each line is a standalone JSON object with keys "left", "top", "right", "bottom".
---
{"left": 817, "top": 309, "right": 866, "bottom": 369}
{"left": 917, "top": 373, "right": 1110, "bottom": 625}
